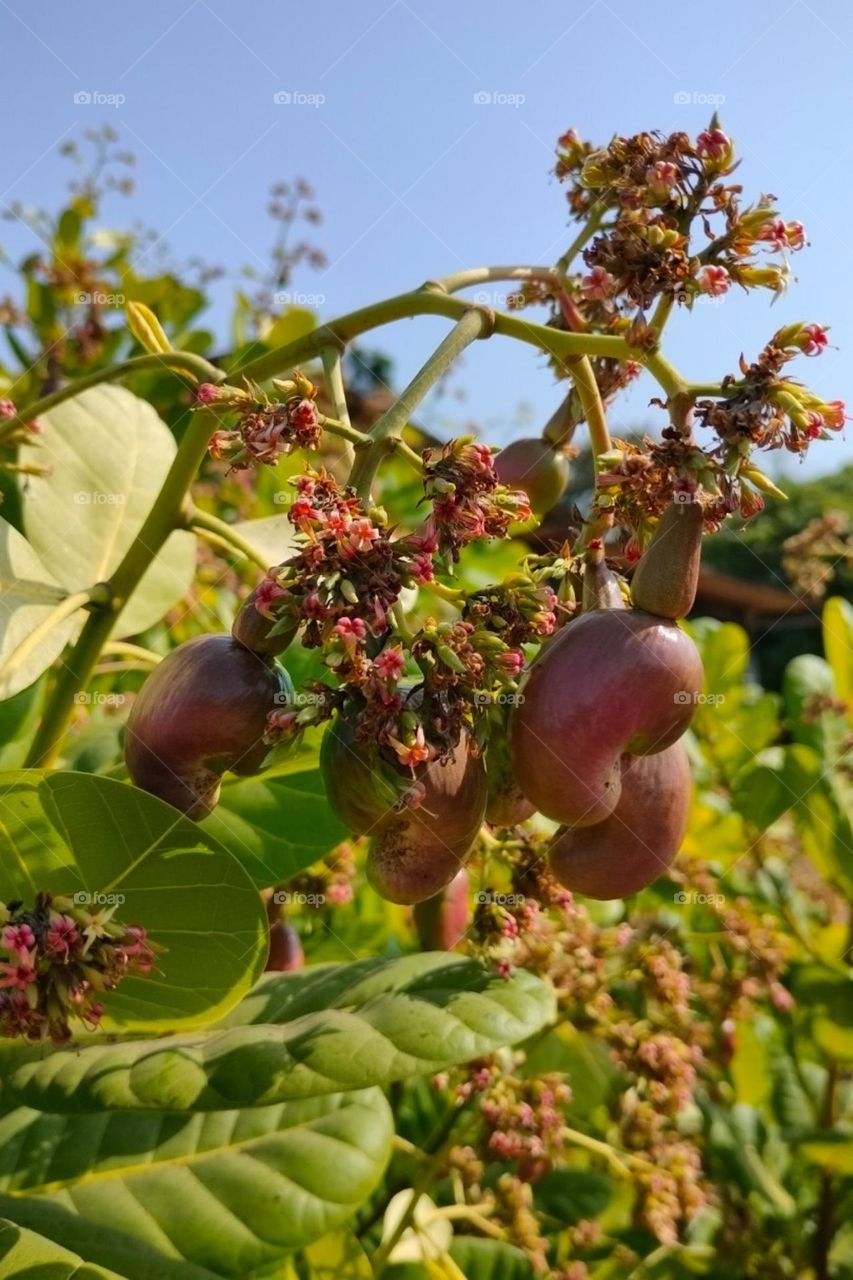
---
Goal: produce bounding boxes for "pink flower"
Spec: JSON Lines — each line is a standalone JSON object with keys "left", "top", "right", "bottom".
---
{"left": 759, "top": 217, "right": 789, "bottom": 251}
{"left": 0, "top": 955, "right": 37, "bottom": 990}
{"left": 341, "top": 517, "right": 379, "bottom": 556}
{"left": 2, "top": 924, "right": 35, "bottom": 956}
{"left": 254, "top": 576, "right": 288, "bottom": 619}
{"left": 697, "top": 265, "right": 730, "bottom": 296}
{"left": 410, "top": 552, "right": 434, "bottom": 584}
{"left": 581, "top": 266, "right": 614, "bottom": 301}
{"left": 696, "top": 128, "right": 731, "bottom": 161}
{"left": 334, "top": 616, "right": 367, "bottom": 640}
{"left": 647, "top": 160, "right": 679, "bottom": 189}
{"left": 822, "top": 400, "right": 846, "bottom": 429}
{"left": 388, "top": 725, "right": 432, "bottom": 768}
{"left": 0, "top": 399, "right": 16, "bottom": 418}
{"left": 289, "top": 497, "right": 321, "bottom": 525}
{"left": 44, "top": 915, "right": 79, "bottom": 959}
{"left": 195, "top": 383, "right": 221, "bottom": 404}
{"left": 374, "top": 645, "right": 405, "bottom": 681}
{"left": 786, "top": 220, "right": 807, "bottom": 250}
{"left": 798, "top": 323, "right": 829, "bottom": 356}
{"left": 496, "top": 649, "right": 525, "bottom": 676}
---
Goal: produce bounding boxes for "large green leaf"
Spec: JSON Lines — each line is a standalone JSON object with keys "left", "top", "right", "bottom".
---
{"left": 0, "top": 517, "right": 77, "bottom": 700}
{"left": 23, "top": 385, "right": 196, "bottom": 637}
{"left": 0, "top": 1090, "right": 392, "bottom": 1278}
{"left": 203, "top": 767, "right": 347, "bottom": 887}
{"left": 0, "top": 1218, "right": 125, "bottom": 1279}
{"left": 731, "top": 744, "right": 823, "bottom": 830}
{"left": 8, "top": 954, "right": 556, "bottom": 1112}
{"left": 0, "top": 770, "right": 266, "bottom": 1030}
{"left": 232, "top": 514, "right": 297, "bottom": 568}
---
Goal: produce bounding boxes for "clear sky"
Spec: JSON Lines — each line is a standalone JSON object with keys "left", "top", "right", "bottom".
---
{"left": 1, "top": 0, "right": 851, "bottom": 478}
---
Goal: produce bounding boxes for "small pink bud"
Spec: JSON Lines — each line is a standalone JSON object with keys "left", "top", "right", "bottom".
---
{"left": 581, "top": 266, "right": 614, "bottom": 301}
{"left": 0, "top": 399, "right": 16, "bottom": 419}
{"left": 196, "top": 383, "right": 221, "bottom": 404}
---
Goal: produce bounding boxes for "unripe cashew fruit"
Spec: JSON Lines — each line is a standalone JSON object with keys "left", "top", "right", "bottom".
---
{"left": 630, "top": 499, "right": 703, "bottom": 620}
{"left": 549, "top": 739, "right": 691, "bottom": 898}
{"left": 508, "top": 607, "right": 702, "bottom": 827}
{"left": 321, "top": 714, "right": 487, "bottom": 905}
{"left": 495, "top": 437, "right": 570, "bottom": 516}
{"left": 125, "top": 634, "right": 285, "bottom": 819}
{"left": 582, "top": 553, "right": 625, "bottom": 612}
{"left": 232, "top": 586, "right": 298, "bottom": 657}
{"left": 413, "top": 868, "right": 471, "bottom": 950}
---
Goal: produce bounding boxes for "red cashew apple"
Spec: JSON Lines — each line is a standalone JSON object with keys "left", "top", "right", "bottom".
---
{"left": 413, "top": 868, "right": 471, "bottom": 950}
{"left": 125, "top": 633, "right": 284, "bottom": 819}
{"left": 321, "top": 712, "right": 487, "bottom": 904}
{"left": 630, "top": 498, "right": 704, "bottom": 620}
{"left": 495, "top": 437, "right": 570, "bottom": 515}
{"left": 508, "top": 607, "right": 702, "bottom": 827}
{"left": 549, "top": 739, "right": 691, "bottom": 899}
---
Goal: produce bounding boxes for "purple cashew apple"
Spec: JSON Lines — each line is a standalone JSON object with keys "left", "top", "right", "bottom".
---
{"left": 549, "top": 739, "right": 691, "bottom": 898}
{"left": 321, "top": 713, "right": 487, "bottom": 905}
{"left": 413, "top": 868, "right": 471, "bottom": 950}
{"left": 630, "top": 498, "right": 704, "bottom": 620}
{"left": 232, "top": 585, "right": 298, "bottom": 657}
{"left": 495, "top": 437, "right": 570, "bottom": 516}
{"left": 508, "top": 607, "right": 702, "bottom": 827}
{"left": 125, "top": 633, "right": 283, "bottom": 819}
{"left": 266, "top": 920, "right": 305, "bottom": 971}
{"left": 485, "top": 734, "right": 535, "bottom": 827}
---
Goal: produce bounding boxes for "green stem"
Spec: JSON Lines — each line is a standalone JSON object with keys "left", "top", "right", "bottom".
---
{"left": 25, "top": 410, "right": 220, "bottom": 767}
{"left": 349, "top": 307, "right": 493, "bottom": 499}
{"left": 185, "top": 505, "right": 269, "bottom": 571}
{"left": 428, "top": 265, "right": 564, "bottom": 295}
{"left": 318, "top": 415, "right": 369, "bottom": 446}
{"left": 556, "top": 199, "right": 608, "bottom": 272}
{"left": 567, "top": 355, "right": 611, "bottom": 465}
{"left": 0, "top": 351, "right": 225, "bottom": 446}
{"left": 101, "top": 640, "right": 162, "bottom": 666}
{"left": 236, "top": 288, "right": 626, "bottom": 386}
{"left": 644, "top": 350, "right": 688, "bottom": 397}
{"left": 0, "top": 586, "right": 109, "bottom": 697}
{"left": 320, "top": 345, "right": 357, "bottom": 469}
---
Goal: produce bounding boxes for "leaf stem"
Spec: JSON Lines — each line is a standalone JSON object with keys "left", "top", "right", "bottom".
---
{"left": 0, "top": 351, "right": 225, "bottom": 446}
{"left": 184, "top": 504, "right": 269, "bottom": 570}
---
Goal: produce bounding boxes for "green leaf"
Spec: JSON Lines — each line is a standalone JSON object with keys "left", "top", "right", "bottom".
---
{"left": 449, "top": 1238, "right": 535, "bottom": 1280}
{"left": 823, "top": 596, "right": 853, "bottom": 705}
{"left": 533, "top": 1168, "right": 611, "bottom": 1224}
{"left": 261, "top": 307, "right": 316, "bottom": 350}
{"left": 0, "top": 518, "right": 77, "bottom": 700}
{"left": 0, "top": 770, "right": 266, "bottom": 1030}
{"left": 799, "top": 1138, "right": 853, "bottom": 1174}
{"left": 8, "top": 954, "right": 556, "bottom": 1112}
{"left": 23, "top": 385, "right": 196, "bottom": 638}
{"left": 0, "top": 1217, "right": 125, "bottom": 1279}
{"left": 687, "top": 618, "right": 750, "bottom": 693}
{"left": 232, "top": 514, "right": 297, "bottom": 569}
{"left": 0, "top": 1090, "right": 392, "bottom": 1277}
{"left": 731, "top": 744, "right": 822, "bottom": 830}
{"left": 302, "top": 1230, "right": 374, "bottom": 1279}
{"left": 203, "top": 767, "right": 348, "bottom": 888}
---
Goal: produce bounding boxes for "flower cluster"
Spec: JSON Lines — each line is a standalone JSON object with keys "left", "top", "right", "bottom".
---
{"left": 782, "top": 511, "right": 853, "bottom": 600}
{"left": 421, "top": 437, "right": 531, "bottom": 559}
{"left": 205, "top": 371, "right": 323, "bottom": 468}
{"left": 0, "top": 893, "right": 157, "bottom": 1044}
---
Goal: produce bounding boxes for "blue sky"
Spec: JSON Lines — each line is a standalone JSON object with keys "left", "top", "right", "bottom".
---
{"left": 1, "top": 0, "right": 852, "bottom": 478}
